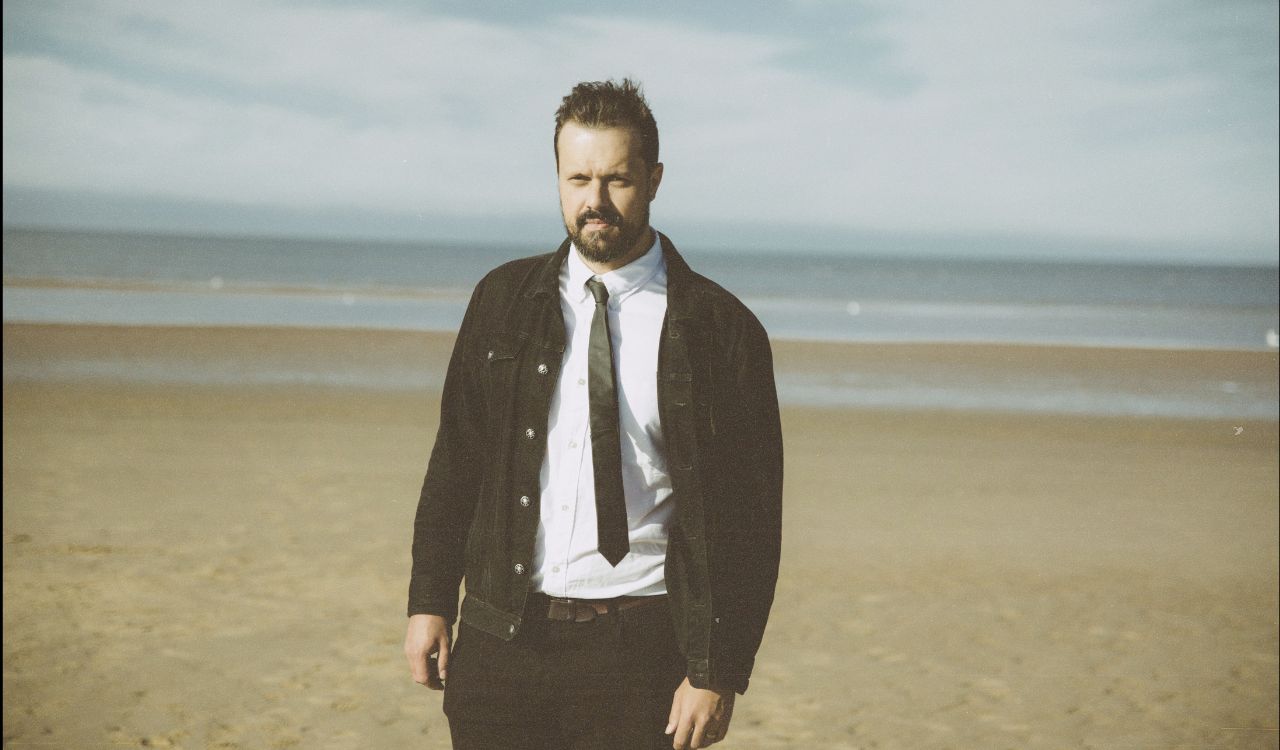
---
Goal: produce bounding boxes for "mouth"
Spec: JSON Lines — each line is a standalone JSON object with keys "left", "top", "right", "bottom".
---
{"left": 578, "top": 211, "right": 619, "bottom": 232}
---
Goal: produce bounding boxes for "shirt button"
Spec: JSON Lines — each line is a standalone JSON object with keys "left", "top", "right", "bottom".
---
{"left": 577, "top": 378, "right": 586, "bottom": 386}
{"left": 519, "top": 495, "right": 531, "bottom": 507}
{"left": 537, "top": 363, "right": 549, "bottom": 375}
{"left": 552, "top": 566, "right": 561, "bottom": 573}
{"left": 513, "top": 563, "right": 526, "bottom": 575}
{"left": 561, "top": 505, "right": 569, "bottom": 512}
{"left": 524, "top": 428, "right": 536, "bottom": 440}
{"left": 568, "top": 440, "right": 578, "bottom": 448}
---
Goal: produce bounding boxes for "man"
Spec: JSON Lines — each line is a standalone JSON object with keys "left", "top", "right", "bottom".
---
{"left": 404, "top": 79, "right": 782, "bottom": 750}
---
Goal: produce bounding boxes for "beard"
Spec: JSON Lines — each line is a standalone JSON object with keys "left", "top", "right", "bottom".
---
{"left": 565, "top": 203, "right": 650, "bottom": 265}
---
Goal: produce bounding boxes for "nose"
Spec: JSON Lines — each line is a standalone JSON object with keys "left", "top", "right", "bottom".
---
{"left": 584, "top": 179, "right": 611, "bottom": 211}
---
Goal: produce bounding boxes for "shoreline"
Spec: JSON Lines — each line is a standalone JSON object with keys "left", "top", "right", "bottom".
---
{"left": 6, "top": 279, "right": 1277, "bottom": 353}
{"left": 5, "top": 322, "right": 1276, "bottom": 420}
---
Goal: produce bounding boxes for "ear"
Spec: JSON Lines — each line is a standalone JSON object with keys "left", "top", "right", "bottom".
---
{"left": 647, "top": 162, "right": 664, "bottom": 201}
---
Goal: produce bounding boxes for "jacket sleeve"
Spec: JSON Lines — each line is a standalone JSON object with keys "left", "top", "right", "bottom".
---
{"left": 709, "top": 314, "right": 783, "bottom": 693}
{"left": 406, "top": 278, "right": 489, "bottom": 620}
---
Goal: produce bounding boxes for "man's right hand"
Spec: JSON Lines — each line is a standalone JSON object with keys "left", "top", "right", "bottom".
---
{"left": 404, "top": 614, "right": 451, "bottom": 690}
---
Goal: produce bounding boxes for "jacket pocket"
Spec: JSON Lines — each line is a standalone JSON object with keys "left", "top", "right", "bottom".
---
{"left": 480, "top": 331, "right": 525, "bottom": 400}
{"left": 477, "top": 331, "right": 527, "bottom": 475}
{"left": 482, "top": 332, "right": 523, "bottom": 366}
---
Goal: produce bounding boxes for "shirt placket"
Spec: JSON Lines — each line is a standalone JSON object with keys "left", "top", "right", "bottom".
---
{"left": 559, "top": 297, "right": 594, "bottom": 593}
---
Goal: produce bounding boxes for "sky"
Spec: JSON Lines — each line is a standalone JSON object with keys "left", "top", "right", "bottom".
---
{"left": 3, "top": 0, "right": 1278, "bottom": 264}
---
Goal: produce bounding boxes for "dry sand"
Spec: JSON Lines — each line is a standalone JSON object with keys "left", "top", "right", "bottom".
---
{"left": 3, "top": 324, "right": 1277, "bottom": 749}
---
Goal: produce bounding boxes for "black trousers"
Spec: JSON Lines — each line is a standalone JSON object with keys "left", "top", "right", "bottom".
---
{"left": 443, "top": 594, "right": 686, "bottom": 750}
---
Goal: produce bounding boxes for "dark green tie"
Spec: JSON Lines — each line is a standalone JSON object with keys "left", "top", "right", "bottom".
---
{"left": 585, "top": 278, "right": 629, "bottom": 566}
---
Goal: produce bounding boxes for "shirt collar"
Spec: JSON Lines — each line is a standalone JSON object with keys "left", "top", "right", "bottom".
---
{"left": 564, "top": 229, "right": 664, "bottom": 305}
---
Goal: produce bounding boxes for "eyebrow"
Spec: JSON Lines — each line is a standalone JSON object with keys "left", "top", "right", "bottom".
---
{"left": 566, "top": 170, "right": 633, "bottom": 180}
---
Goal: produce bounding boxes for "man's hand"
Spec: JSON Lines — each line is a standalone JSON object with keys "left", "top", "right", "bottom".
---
{"left": 666, "top": 677, "right": 735, "bottom": 749}
{"left": 404, "top": 614, "right": 451, "bottom": 690}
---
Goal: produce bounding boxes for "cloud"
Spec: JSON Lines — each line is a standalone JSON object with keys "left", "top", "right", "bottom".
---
{"left": 3, "top": 1, "right": 807, "bottom": 217}
{"left": 849, "top": 0, "right": 1278, "bottom": 244}
{"left": 3, "top": 0, "right": 1276, "bottom": 256}
{"left": 4, "top": 1, "right": 561, "bottom": 214}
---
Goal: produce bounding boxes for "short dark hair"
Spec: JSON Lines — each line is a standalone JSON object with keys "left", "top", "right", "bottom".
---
{"left": 554, "top": 78, "right": 659, "bottom": 168}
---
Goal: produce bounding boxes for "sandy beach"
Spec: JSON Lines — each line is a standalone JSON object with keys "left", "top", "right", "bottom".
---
{"left": 3, "top": 324, "right": 1277, "bottom": 749}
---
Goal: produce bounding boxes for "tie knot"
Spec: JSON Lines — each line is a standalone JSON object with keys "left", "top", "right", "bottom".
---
{"left": 585, "top": 278, "right": 609, "bottom": 305}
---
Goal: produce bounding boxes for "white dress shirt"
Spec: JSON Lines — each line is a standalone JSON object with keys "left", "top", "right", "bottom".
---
{"left": 531, "top": 231, "right": 673, "bottom": 598}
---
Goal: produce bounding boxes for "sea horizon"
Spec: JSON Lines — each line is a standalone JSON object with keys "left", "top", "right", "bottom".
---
{"left": 4, "top": 226, "right": 1277, "bottom": 420}
{"left": 4, "top": 225, "right": 1277, "bottom": 349}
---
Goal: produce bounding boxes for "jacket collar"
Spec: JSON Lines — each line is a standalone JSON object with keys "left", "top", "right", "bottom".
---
{"left": 528, "top": 237, "right": 572, "bottom": 299}
{"left": 659, "top": 232, "right": 700, "bottom": 322}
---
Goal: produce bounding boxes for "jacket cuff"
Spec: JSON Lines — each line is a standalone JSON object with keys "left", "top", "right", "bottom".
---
{"left": 688, "top": 659, "right": 751, "bottom": 695}
{"left": 406, "top": 604, "right": 458, "bottom": 623}
{"left": 406, "top": 583, "right": 460, "bottom": 622}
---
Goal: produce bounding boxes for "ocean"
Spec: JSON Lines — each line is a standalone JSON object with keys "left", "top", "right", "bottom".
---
{"left": 3, "top": 227, "right": 1277, "bottom": 419}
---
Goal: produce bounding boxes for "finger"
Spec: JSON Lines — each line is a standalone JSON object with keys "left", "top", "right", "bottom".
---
{"left": 665, "top": 693, "right": 681, "bottom": 736}
{"left": 413, "top": 634, "right": 439, "bottom": 686}
{"left": 673, "top": 711, "right": 696, "bottom": 750}
{"left": 426, "top": 653, "right": 444, "bottom": 690}
{"left": 714, "top": 705, "right": 732, "bottom": 742}
{"left": 690, "top": 715, "right": 709, "bottom": 749}
{"left": 408, "top": 651, "right": 428, "bottom": 685}
{"left": 437, "top": 636, "right": 451, "bottom": 680}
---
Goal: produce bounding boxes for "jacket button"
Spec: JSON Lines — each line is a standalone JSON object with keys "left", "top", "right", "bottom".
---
{"left": 487, "top": 350, "right": 495, "bottom": 360}
{"left": 519, "top": 495, "right": 531, "bottom": 507}
{"left": 537, "top": 363, "right": 549, "bottom": 374}
{"left": 524, "top": 428, "right": 536, "bottom": 440}
{"left": 513, "top": 563, "right": 526, "bottom": 575}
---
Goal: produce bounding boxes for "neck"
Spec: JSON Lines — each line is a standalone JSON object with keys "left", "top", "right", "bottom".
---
{"left": 578, "top": 228, "right": 654, "bottom": 275}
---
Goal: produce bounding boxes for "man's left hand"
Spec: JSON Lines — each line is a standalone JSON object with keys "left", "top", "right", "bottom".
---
{"left": 666, "top": 677, "right": 735, "bottom": 749}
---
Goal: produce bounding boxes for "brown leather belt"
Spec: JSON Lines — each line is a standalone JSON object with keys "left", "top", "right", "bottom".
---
{"left": 532, "top": 593, "right": 664, "bottom": 623}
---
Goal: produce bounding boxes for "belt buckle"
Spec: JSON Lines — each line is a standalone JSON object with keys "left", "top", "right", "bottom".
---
{"left": 547, "top": 597, "right": 598, "bottom": 623}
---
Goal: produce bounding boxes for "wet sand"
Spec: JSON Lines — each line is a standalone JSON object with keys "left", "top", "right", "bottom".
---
{"left": 3, "top": 324, "right": 1277, "bottom": 749}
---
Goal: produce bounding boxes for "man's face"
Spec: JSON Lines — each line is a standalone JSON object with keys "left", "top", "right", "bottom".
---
{"left": 557, "top": 121, "right": 663, "bottom": 267}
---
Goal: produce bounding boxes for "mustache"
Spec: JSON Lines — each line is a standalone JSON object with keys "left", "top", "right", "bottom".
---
{"left": 576, "top": 209, "right": 621, "bottom": 229}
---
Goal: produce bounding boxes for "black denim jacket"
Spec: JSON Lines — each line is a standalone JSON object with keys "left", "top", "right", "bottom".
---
{"left": 408, "top": 234, "right": 782, "bottom": 694}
